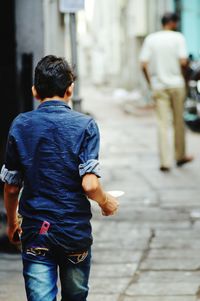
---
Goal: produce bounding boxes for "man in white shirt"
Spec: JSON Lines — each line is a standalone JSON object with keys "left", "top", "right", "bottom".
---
{"left": 140, "top": 12, "right": 193, "bottom": 171}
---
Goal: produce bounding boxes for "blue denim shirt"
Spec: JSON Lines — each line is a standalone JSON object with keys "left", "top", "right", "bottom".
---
{"left": 0, "top": 100, "right": 100, "bottom": 252}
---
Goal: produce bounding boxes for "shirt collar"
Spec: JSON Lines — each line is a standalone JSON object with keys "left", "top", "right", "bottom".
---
{"left": 38, "top": 100, "right": 71, "bottom": 110}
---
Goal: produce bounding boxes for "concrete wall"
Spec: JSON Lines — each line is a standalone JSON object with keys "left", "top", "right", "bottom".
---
{"left": 43, "top": 0, "right": 65, "bottom": 57}
{"left": 15, "top": 0, "right": 65, "bottom": 108}
{"left": 78, "top": 0, "right": 128, "bottom": 87}
{"left": 15, "top": 0, "right": 44, "bottom": 71}
{"left": 15, "top": 0, "right": 44, "bottom": 108}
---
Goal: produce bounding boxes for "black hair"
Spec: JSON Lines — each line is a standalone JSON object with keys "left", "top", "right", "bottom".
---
{"left": 161, "top": 12, "right": 179, "bottom": 26}
{"left": 34, "top": 55, "right": 76, "bottom": 100}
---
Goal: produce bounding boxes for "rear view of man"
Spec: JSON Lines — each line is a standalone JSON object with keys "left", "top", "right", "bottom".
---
{"left": 140, "top": 12, "right": 193, "bottom": 171}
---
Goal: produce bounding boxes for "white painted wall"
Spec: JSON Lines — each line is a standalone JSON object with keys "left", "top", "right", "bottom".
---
{"left": 77, "top": 0, "right": 174, "bottom": 89}
{"left": 15, "top": 0, "right": 174, "bottom": 91}
{"left": 43, "top": 0, "right": 65, "bottom": 57}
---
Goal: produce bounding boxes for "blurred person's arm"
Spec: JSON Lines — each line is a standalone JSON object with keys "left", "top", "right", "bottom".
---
{"left": 139, "top": 36, "right": 152, "bottom": 89}
{"left": 4, "top": 183, "right": 21, "bottom": 243}
{"left": 82, "top": 174, "right": 118, "bottom": 216}
{"left": 141, "top": 62, "right": 151, "bottom": 88}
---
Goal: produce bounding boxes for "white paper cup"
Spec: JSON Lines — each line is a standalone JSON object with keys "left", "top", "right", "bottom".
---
{"left": 107, "top": 190, "right": 125, "bottom": 198}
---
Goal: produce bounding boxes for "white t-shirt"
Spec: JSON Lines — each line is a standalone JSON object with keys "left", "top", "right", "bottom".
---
{"left": 140, "top": 30, "right": 188, "bottom": 90}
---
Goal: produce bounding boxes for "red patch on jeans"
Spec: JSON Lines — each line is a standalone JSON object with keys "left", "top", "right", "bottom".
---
{"left": 39, "top": 221, "right": 50, "bottom": 234}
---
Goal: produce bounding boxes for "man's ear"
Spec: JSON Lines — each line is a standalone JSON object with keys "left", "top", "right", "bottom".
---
{"left": 32, "top": 86, "right": 40, "bottom": 100}
{"left": 65, "top": 83, "right": 74, "bottom": 98}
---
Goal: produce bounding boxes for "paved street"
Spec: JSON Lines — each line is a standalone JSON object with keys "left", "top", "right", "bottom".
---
{"left": 1, "top": 86, "right": 200, "bottom": 301}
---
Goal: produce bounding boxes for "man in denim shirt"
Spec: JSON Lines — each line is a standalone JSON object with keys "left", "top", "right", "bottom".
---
{"left": 1, "top": 55, "right": 119, "bottom": 301}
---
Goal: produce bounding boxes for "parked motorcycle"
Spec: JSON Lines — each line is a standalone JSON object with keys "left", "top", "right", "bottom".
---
{"left": 184, "top": 57, "right": 200, "bottom": 132}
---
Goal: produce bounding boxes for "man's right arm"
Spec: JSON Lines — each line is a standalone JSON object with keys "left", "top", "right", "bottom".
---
{"left": 141, "top": 62, "right": 151, "bottom": 88}
{"left": 82, "top": 174, "right": 119, "bottom": 216}
{"left": 79, "top": 119, "right": 119, "bottom": 216}
{"left": 139, "top": 37, "right": 152, "bottom": 89}
{"left": 180, "top": 58, "right": 189, "bottom": 84}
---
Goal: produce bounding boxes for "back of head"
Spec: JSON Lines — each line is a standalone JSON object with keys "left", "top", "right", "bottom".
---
{"left": 34, "top": 55, "right": 76, "bottom": 100}
{"left": 161, "top": 12, "right": 179, "bottom": 27}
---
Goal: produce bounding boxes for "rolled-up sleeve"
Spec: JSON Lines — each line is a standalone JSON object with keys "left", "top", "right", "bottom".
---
{"left": 0, "top": 129, "right": 23, "bottom": 186}
{"left": 0, "top": 164, "right": 22, "bottom": 185}
{"left": 79, "top": 120, "right": 101, "bottom": 178}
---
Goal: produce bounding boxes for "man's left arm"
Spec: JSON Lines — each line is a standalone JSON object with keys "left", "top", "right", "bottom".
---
{"left": 178, "top": 34, "right": 189, "bottom": 84}
{"left": 0, "top": 124, "right": 23, "bottom": 243}
{"left": 139, "top": 37, "right": 152, "bottom": 89}
{"left": 141, "top": 62, "right": 151, "bottom": 88}
{"left": 4, "top": 183, "right": 21, "bottom": 243}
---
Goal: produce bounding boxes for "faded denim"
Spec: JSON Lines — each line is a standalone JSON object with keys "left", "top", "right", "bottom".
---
{"left": 22, "top": 234, "right": 91, "bottom": 301}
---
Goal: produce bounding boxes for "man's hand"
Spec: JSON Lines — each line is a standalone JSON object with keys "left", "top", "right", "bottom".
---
{"left": 7, "top": 221, "right": 21, "bottom": 244}
{"left": 82, "top": 174, "right": 119, "bottom": 216}
{"left": 99, "top": 193, "right": 119, "bottom": 216}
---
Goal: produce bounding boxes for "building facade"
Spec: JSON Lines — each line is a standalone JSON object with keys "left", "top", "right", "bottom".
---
{"left": 78, "top": 0, "right": 200, "bottom": 88}
{"left": 0, "top": 0, "right": 199, "bottom": 176}
{"left": 78, "top": 0, "right": 174, "bottom": 88}
{"left": 0, "top": 0, "right": 65, "bottom": 180}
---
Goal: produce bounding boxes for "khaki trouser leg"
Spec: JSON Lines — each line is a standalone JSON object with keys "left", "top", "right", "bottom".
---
{"left": 154, "top": 90, "right": 171, "bottom": 167}
{"left": 168, "top": 88, "right": 186, "bottom": 161}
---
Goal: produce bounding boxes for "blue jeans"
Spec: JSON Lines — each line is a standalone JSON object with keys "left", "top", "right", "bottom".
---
{"left": 22, "top": 234, "right": 91, "bottom": 301}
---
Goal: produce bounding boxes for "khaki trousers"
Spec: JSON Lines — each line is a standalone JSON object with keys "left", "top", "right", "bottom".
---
{"left": 153, "top": 88, "right": 186, "bottom": 167}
